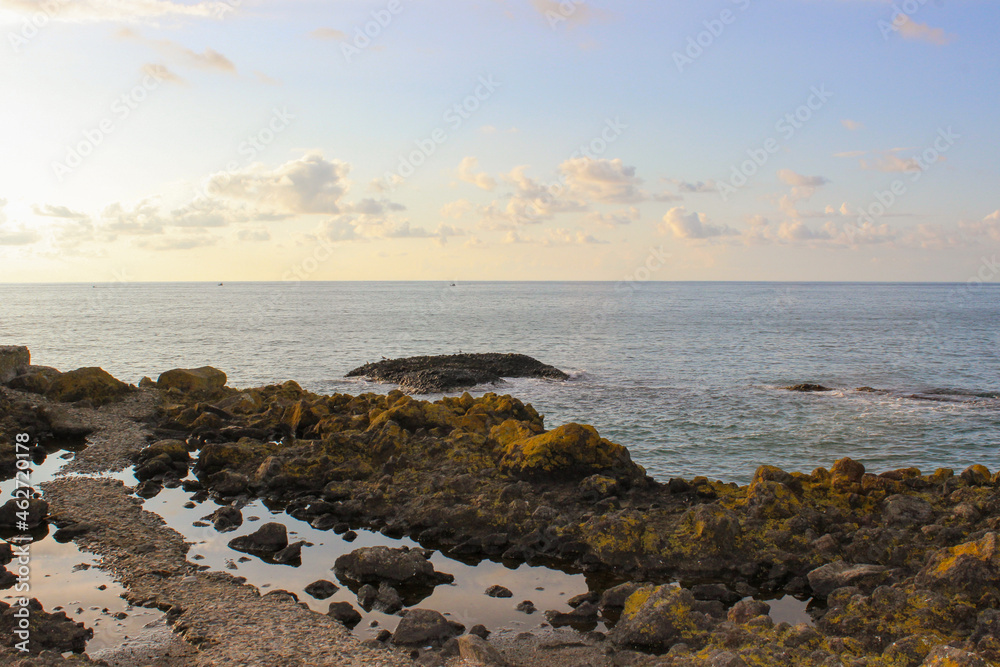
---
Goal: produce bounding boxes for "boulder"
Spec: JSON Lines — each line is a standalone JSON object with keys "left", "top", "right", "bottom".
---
{"left": 920, "top": 645, "right": 989, "bottom": 666}
{"left": 499, "top": 423, "right": 640, "bottom": 481}
{"left": 727, "top": 600, "right": 771, "bottom": 624}
{"left": 227, "top": 522, "right": 288, "bottom": 555}
{"left": 456, "top": 634, "right": 509, "bottom": 666}
{"left": 807, "top": 561, "right": 890, "bottom": 597}
{"left": 157, "top": 367, "right": 228, "bottom": 394}
{"left": 599, "top": 582, "right": 650, "bottom": 611}
{"left": 47, "top": 367, "right": 131, "bottom": 406}
{"left": 8, "top": 366, "right": 62, "bottom": 395}
{"left": 327, "top": 601, "right": 362, "bottom": 629}
{"left": 392, "top": 609, "right": 464, "bottom": 646}
{"left": 883, "top": 494, "right": 934, "bottom": 527}
{"left": 0, "top": 346, "right": 30, "bottom": 384}
{"left": 334, "top": 546, "right": 453, "bottom": 587}
{"left": 608, "top": 585, "right": 709, "bottom": 652}
{"left": 917, "top": 532, "right": 1000, "bottom": 598}
{"left": 272, "top": 540, "right": 306, "bottom": 565}
{"left": 38, "top": 404, "right": 93, "bottom": 438}
{"left": 830, "top": 457, "right": 866, "bottom": 486}
{"left": 0, "top": 497, "right": 48, "bottom": 529}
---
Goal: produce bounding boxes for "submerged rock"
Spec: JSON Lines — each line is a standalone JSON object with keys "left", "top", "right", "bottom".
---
{"left": 346, "top": 353, "right": 568, "bottom": 393}
{"left": 785, "top": 383, "right": 832, "bottom": 392}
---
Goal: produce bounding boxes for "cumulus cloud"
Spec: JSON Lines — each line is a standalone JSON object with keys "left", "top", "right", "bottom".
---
{"left": 0, "top": 0, "right": 227, "bottom": 22}
{"left": 208, "top": 153, "right": 349, "bottom": 215}
{"left": 958, "top": 210, "right": 1000, "bottom": 242}
{"left": 841, "top": 119, "right": 864, "bottom": 131}
{"left": 559, "top": 158, "right": 645, "bottom": 204}
{"left": 659, "top": 207, "right": 737, "bottom": 240}
{"left": 441, "top": 199, "right": 473, "bottom": 219}
{"left": 456, "top": 157, "right": 496, "bottom": 191}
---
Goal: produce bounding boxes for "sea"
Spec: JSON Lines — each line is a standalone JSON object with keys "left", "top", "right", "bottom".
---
{"left": 2, "top": 281, "right": 998, "bottom": 484}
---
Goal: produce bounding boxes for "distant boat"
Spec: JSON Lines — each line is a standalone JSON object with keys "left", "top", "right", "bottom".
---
{"left": 450, "top": 283, "right": 456, "bottom": 287}
{"left": 218, "top": 283, "right": 224, "bottom": 286}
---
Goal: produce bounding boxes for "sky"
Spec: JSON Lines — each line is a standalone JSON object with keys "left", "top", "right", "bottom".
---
{"left": 0, "top": 0, "right": 998, "bottom": 283}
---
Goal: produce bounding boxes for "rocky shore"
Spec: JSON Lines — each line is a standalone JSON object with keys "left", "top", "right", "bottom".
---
{"left": 1, "top": 347, "right": 999, "bottom": 666}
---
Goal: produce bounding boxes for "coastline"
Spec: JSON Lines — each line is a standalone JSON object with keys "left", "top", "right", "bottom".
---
{"left": 2, "top": 352, "right": 999, "bottom": 666}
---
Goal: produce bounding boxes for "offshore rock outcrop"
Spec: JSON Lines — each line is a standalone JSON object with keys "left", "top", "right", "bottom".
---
{"left": 345, "top": 353, "right": 569, "bottom": 393}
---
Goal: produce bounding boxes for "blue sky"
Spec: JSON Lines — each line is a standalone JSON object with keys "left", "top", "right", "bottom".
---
{"left": 0, "top": 0, "right": 997, "bottom": 282}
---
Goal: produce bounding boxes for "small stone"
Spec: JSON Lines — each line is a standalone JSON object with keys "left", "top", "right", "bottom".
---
{"left": 485, "top": 585, "right": 513, "bottom": 598}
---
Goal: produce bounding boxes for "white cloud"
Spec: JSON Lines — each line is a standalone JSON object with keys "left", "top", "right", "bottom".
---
{"left": 0, "top": 0, "right": 227, "bottom": 22}
{"left": 659, "top": 207, "right": 737, "bottom": 240}
{"left": 456, "top": 157, "right": 497, "bottom": 191}
{"left": 559, "top": 158, "right": 645, "bottom": 204}
{"left": 207, "top": 153, "right": 349, "bottom": 215}
{"left": 0, "top": 199, "right": 41, "bottom": 246}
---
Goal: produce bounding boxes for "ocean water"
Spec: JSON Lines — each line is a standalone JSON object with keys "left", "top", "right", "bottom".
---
{"left": 2, "top": 281, "right": 998, "bottom": 484}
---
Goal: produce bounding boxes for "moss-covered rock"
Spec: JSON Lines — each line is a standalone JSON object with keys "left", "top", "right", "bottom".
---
{"left": 157, "top": 367, "right": 227, "bottom": 394}
{"left": 608, "top": 585, "right": 711, "bottom": 652}
{"left": 499, "top": 423, "right": 641, "bottom": 481}
{"left": 917, "top": 533, "right": 1000, "bottom": 599}
{"left": 47, "top": 367, "right": 131, "bottom": 406}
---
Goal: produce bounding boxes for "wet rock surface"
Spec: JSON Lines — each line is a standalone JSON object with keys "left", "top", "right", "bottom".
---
{"left": 345, "top": 353, "right": 569, "bottom": 393}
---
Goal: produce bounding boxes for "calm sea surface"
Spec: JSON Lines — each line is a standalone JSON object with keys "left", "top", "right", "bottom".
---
{"left": 2, "top": 282, "right": 998, "bottom": 483}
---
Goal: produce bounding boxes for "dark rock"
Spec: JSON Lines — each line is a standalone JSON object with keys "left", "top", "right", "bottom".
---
{"left": 883, "top": 494, "right": 934, "bottom": 526}
{"left": 273, "top": 540, "right": 306, "bottom": 565}
{"left": 0, "top": 598, "right": 93, "bottom": 653}
{"left": 334, "top": 546, "right": 453, "bottom": 587}
{"left": 346, "top": 353, "right": 568, "bottom": 393}
{"left": 304, "top": 580, "right": 339, "bottom": 600}
{"left": 545, "top": 601, "right": 599, "bottom": 629}
{"left": 209, "top": 506, "right": 243, "bottom": 532}
{"left": 785, "top": 383, "right": 831, "bottom": 392}
{"left": 0, "top": 497, "right": 48, "bottom": 529}
{"left": 690, "top": 584, "right": 742, "bottom": 605}
{"left": 52, "top": 523, "right": 96, "bottom": 542}
{"left": 598, "top": 582, "right": 649, "bottom": 611}
{"left": 327, "top": 601, "right": 362, "bottom": 629}
{"left": 485, "top": 585, "right": 513, "bottom": 598}
{"left": 38, "top": 405, "right": 93, "bottom": 438}
{"left": 392, "top": 609, "right": 465, "bottom": 646}
{"left": 807, "top": 561, "right": 890, "bottom": 597}
{"left": 456, "top": 634, "right": 508, "bottom": 666}
{"left": 210, "top": 470, "right": 250, "bottom": 496}
{"left": 469, "top": 624, "right": 490, "bottom": 639}
{"left": 727, "top": 600, "right": 771, "bottom": 624}
{"left": 516, "top": 600, "right": 536, "bottom": 614}
{"left": 134, "top": 480, "right": 162, "bottom": 498}
{"left": 228, "top": 522, "right": 288, "bottom": 555}
{"left": 0, "top": 346, "right": 30, "bottom": 385}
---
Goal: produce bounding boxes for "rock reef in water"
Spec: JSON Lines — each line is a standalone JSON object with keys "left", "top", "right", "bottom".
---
{"left": 345, "top": 353, "right": 569, "bottom": 393}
